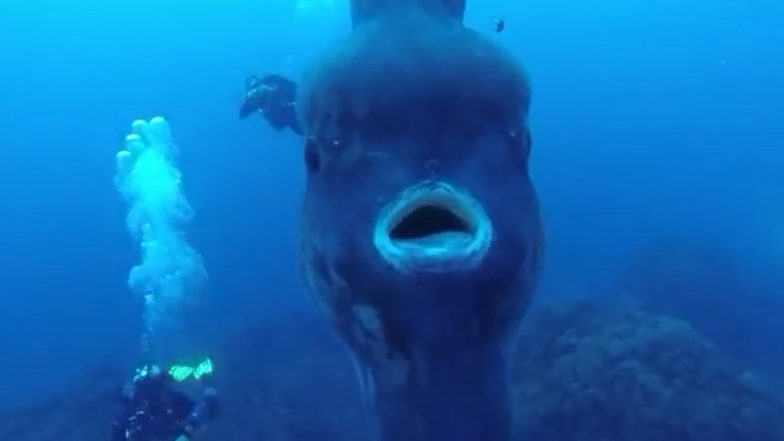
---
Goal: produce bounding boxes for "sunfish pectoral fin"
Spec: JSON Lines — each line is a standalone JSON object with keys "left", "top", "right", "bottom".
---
{"left": 346, "top": 348, "right": 376, "bottom": 414}
{"left": 351, "top": 355, "right": 385, "bottom": 441}
{"left": 350, "top": 0, "right": 466, "bottom": 28}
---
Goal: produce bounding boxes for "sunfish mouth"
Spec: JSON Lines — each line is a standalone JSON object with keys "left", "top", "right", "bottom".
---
{"left": 373, "top": 181, "right": 493, "bottom": 273}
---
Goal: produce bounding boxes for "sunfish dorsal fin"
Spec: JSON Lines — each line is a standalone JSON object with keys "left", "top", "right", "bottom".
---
{"left": 350, "top": 0, "right": 466, "bottom": 28}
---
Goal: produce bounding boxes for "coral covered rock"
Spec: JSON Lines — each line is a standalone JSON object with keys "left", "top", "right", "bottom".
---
{"left": 615, "top": 237, "right": 784, "bottom": 377}
{"left": 512, "top": 301, "right": 784, "bottom": 441}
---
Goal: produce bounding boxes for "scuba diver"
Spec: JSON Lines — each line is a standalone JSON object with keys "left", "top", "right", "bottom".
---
{"left": 111, "top": 359, "right": 220, "bottom": 441}
{"left": 239, "top": 74, "right": 303, "bottom": 135}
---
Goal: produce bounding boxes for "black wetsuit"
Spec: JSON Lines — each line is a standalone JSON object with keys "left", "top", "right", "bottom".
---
{"left": 239, "top": 74, "right": 302, "bottom": 135}
{"left": 111, "top": 368, "right": 219, "bottom": 441}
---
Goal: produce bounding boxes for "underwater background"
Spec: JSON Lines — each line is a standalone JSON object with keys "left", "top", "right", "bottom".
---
{"left": 0, "top": 0, "right": 783, "bottom": 438}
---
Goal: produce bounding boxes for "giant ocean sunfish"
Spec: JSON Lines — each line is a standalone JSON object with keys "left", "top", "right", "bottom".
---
{"left": 296, "top": 0, "right": 544, "bottom": 440}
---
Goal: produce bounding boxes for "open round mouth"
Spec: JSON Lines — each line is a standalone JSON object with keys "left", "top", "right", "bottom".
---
{"left": 374, "top": 181, "right": 493, "bottom": 273}
{"left": 390, "top": 204, "right": 473, "bottom": 242}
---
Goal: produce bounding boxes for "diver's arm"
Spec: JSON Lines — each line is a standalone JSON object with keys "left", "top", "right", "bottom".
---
{"left": 177, "top": 387, "right": 220, "bottom": 440}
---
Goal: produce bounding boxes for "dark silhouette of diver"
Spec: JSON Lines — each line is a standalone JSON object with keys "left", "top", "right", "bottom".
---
{"left": 111, "top": 361, "right": 220, "bottom": 441}
{"left": 239, "top": 74, "right": 303, "bottom": 135}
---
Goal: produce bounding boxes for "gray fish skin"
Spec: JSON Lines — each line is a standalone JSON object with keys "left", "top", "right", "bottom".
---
{"left": 296, "top": 2, "right": 544, "bottom": 440}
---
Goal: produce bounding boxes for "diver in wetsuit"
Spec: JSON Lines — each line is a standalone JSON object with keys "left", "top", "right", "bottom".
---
{"left": 111, "top": 360, "right": 219, "bottom": 441}
{"left": 239, "top": 74, "right": 302, "bottom": 135}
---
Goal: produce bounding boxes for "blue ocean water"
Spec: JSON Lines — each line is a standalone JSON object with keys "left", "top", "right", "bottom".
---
{"left": 0, "top": 0, "right": 782, "bottom": 429}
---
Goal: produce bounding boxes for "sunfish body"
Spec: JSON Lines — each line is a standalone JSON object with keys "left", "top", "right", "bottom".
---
{"left": 297, "top": 0, "right": 544, "bottom": 440}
